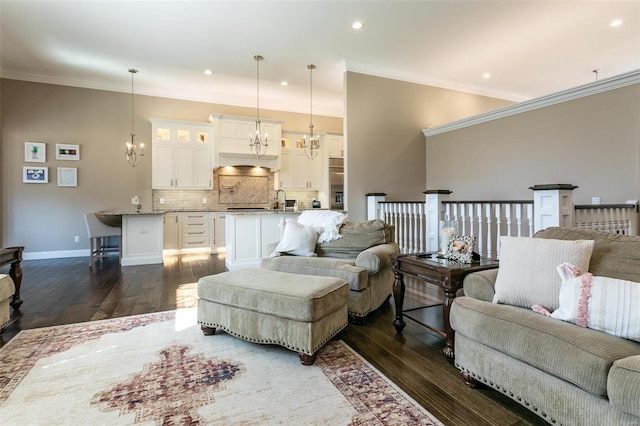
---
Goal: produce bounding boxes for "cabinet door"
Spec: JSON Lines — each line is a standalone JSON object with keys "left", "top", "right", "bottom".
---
{"left": 220, "top": 120, "right": 236, "bottom": 153}
{"left": 210, "top": 213, "right": 226, "bottom": 253}
{"left": 235, "top": 120, "right": 254, "bottom": 155}
{"left": 294, "top": 152, "right": 323, "bottom": 189}
{"left": 153, "top": 143, "right": 175, "bottom": 189}
{"left": 163, "top": 213, "right": 179, "bottom": 250}
{"left": 307, "top": 153, "right": 323, "bottom": 189}
{"left": 174, "top": 145, "right": 194, "bottom": 188}
{"left": 327, "top": 135, "right": 344, "bottom": 158}
{"left": 278, "top": 150, "right": 295, "bottom": 188}
{"left": 194, "top": 145, "right": 212, "bottom": 188}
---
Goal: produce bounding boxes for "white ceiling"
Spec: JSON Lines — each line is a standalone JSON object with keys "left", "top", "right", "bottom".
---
{"left": 1, "top": 1, "right": 638, "bottom": 118}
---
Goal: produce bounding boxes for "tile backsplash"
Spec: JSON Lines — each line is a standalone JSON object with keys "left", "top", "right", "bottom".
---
{"left": 153, "top": 166, "right": 319, "bottom": 211}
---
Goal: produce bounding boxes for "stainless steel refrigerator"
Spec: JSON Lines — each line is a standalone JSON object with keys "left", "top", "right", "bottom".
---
{"left": 329, "top": 158, "right": 344, "bottom": 210}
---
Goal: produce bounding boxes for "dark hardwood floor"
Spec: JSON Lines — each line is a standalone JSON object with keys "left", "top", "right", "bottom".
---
{"left": 0, "top": 253, "right": 546, "bottom": 426}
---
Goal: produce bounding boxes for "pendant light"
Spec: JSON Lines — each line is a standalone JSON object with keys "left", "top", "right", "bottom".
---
{"left": 249, "top": 55, "right": 268, "bottom": 158}
{"left": 124, "top": 68, "right": 144, "bottom": 167}
{"left": 303, "top": 64, "right": 320, "bottom": 160}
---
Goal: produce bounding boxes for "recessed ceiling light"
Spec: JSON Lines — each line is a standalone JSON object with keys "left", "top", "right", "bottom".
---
{"left": 351, "top": 21, "right": 364, "bottom": 30}
{"left": 280, "top": 81, "right": 288, "bottom": 86}
{"left": 610, "top": 19, "right": 623, "bottom": 27}
{"left": 204, "top": 69, "right": 213, "bottom": 75}
{"left": 483, "top": 72, "right": 491, "bottom": 79}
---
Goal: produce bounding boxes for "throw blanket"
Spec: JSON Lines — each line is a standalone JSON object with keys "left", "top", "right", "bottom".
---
{"left": 298, "top": 210, "right": 347, "bottom": 243}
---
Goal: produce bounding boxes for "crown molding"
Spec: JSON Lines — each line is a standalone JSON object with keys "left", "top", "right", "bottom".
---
{"left": 337, "top": 57, "right": 528, "bottom": 103}
{"left": 0, "top": 68, "right": 344, "bottom": 118}
{"left": 423, "top": 69, "right": 640, "bottom": 138}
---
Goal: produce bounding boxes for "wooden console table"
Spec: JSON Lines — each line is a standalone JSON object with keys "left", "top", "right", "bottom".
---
{"left": 392, "top": 253, "right": 499, "bottom": 363}
{"left": 0, "top": 246, "right": 24, "bottom": 310}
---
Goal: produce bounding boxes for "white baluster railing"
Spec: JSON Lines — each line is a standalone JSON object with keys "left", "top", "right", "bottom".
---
{"left": 442, "top": 200, "right": 534, "bottom": 258}
{"left": 374, "top": 198, "right": 636, "bottom": 259}
{"left": 574, "top": 203, "right": 638, "bottom": 235}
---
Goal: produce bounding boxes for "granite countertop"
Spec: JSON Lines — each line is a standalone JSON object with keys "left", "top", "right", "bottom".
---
{"left": 99, "top": 210, "right": 166, "bottom": 215}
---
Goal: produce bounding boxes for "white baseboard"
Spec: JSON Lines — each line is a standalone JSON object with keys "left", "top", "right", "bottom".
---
{"left": 23, "top": 249, "right": 89, "bottom": 260}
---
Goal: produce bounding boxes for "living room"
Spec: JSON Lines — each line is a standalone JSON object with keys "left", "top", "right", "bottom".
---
{"left": 1, "top": 1, "right": 640, "bottom": 425}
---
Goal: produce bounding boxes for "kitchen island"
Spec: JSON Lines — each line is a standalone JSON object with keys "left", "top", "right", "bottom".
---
{"left": 97, "top": 210, "right": 165, "bottom": 266}
{"left": 225, "top": 210, "right": 301, "bottom": 270}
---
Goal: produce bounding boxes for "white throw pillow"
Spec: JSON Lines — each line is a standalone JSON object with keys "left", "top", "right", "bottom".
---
{"left": 271, "top": 219, "right": 318, "bottom": 257}
{"left": 552, "top": 263, "right": 640, "bottom": 342}
{"left": 492, "top": 236, "right": 594, "bottom": 311}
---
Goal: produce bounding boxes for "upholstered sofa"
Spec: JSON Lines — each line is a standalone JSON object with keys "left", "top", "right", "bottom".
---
{"left": 261, "top": 218, "right": 399, "bottom": 322}
{"left": 450, "top": 227, "right": 640, "bottom": 425}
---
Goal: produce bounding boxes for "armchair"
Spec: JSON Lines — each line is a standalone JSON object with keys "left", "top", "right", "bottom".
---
{"left": 260, "top": 219, "right": 399, "bottom": 322}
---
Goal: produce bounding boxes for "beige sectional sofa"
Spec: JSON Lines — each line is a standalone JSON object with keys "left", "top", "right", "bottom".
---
{"left": 261, "top": 219, "right": 399, "bottom": 322}
{"left": 451, "top": 227, "right": 640, "bottom": 425}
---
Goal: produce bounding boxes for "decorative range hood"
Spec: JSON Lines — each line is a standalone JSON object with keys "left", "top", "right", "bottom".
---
{"left": 216, "top": 152, "right": 280, "bottom": 170}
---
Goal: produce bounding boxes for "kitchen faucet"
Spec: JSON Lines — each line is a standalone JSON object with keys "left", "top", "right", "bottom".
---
{"left": 275, "top": 189, "right": 287, "bottom": 212}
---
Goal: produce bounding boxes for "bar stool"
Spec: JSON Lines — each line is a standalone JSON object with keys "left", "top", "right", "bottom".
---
{"left": 84, "top": 212, "right": 122, "bottom": 268}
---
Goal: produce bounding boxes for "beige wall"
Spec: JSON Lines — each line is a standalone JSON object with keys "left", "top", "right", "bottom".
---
{"left": 344, "top": 72, "right": 513, "bottom": 221}
{"left": 425, "top": 83, "right": 640, "bottom": 204}
{"left": 1, "top": 79, "right": 341, "bottom": 254}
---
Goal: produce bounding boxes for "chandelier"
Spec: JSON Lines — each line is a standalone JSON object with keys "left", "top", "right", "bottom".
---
{"left": 249, "top": 55, "right": 268, "bottom": 158}
{"left": 125, "top": 68, "right": 144, "bottom": 167}
{"left": 303, "top": 64, "right": 320, "bottom": 160}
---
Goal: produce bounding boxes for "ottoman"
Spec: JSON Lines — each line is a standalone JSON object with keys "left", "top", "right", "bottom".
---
{"left": 197, "top": 269, "right": 349, "bottom": 365}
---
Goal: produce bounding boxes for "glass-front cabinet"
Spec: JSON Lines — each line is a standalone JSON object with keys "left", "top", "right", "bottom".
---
{"left": 151, "top": 118, "right": 213, "bottom": 190}
{"left": 277, "top": 133, "right": 323, "bottom": 190}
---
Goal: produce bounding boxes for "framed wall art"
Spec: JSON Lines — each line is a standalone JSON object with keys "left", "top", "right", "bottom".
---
{"left": 56, "top": 144, "right": 80, "bottom": 160}
{"left": 57, "top": 167, "right": 78, "bottom": 187}
{"left": 23, "top": 166, "right": 48, "bottom": 184}
{"left": 25, "top": 142, "right": 46, "bottom": 163}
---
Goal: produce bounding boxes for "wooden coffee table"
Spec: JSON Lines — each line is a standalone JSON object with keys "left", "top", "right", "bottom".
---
{"left": 391, "top": 252, "right": 499, "bottom": 363}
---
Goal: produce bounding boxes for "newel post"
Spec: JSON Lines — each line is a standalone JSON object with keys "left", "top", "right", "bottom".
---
{"left": 530, "top": 184, "right": 578, "bottom": 233}
{"left": 424, "top": 190, "right": 452, "bottom": 252}
{"left": 366, "top": 193, "right": 386, "bottom": 220}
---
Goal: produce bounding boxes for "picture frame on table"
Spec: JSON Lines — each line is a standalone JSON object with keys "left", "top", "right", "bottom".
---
{"left": 445, "top": 234, "right": 477, "bottom": 263}
{"left": 55, "top": 144, "right": 80, "bottom": 160}
{"left": 25, "top": 142, "right": 46, "bottom": 163}
{"left": 23, "top": 166, "right": 48, "bottom": 184}
{"left": 57, "top": 167, "right": 77, "bottom": 187}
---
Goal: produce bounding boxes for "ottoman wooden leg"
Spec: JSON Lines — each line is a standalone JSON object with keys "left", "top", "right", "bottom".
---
{"left": 201, "top": 325, "right": 216, "bottom": 336}
{"left": 299, "top": 351, "right": 318, "bottom": 366}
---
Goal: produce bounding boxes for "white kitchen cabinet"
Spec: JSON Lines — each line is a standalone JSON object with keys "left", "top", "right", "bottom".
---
{"left": 225, "top": 212, "right": 297, "bottom": 270}
{"left": 324, "top": 133, "right": 344, "bottom": 158}
{"left": 151, "top": 119, "right": 213, "bottom": 189}
{"left": 163, "top": 213, "right": 179, "bottom": 250}
{"left": 209, "top": 212, "right": 226, "bottom": 253}
{"left": 180, "top": 212, "right": 210, "bottom": 249}
{"left": 219, "top": 117, "right": 281, "bottom": 157}
{"left": 277, "top": 148, "right": 323, "bottom": 190}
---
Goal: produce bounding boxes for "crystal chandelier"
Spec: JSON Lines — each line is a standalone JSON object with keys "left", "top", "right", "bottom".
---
{"left": 303, "top": 64, "right": 320, "bottom": 160}
{"left": 249, "top": 55, "right": 268, "bottom": 158}
{"left": 125, "top": 68, "right": 144, "bottom": 167}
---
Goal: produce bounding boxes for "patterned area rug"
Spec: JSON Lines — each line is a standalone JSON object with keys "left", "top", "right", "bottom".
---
{"left": 0, "top": 309, "right": 443, "bottom": 425}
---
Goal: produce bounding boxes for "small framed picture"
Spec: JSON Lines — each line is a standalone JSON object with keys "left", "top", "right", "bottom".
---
{"left": 23, "top": 166, "right": 48, "bottom": 184}
{"left": 56, "top": 144, "right": 80, "bottom": 160}
{"left": 445, "top": 234, "right": 477, "bottom": 263}
{"left": 25, "top": 142, "right": 46, "bottom": 163}
{"left": 57, "top": 167, "right": 77, "bottom": 187}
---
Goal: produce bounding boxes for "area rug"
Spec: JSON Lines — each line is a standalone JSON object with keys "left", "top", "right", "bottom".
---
{"left": 0, "top": 309, "right": 443, "bottom": 425}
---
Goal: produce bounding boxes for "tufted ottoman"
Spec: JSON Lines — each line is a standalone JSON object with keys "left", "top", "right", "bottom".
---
{"left": 197, "top": 269, "right": 349, "bottom": 365}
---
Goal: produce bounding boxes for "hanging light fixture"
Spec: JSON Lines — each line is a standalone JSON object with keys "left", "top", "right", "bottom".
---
{"left": 303, "top": 64, "right": 320, "bottom": 160}
{"left": 124, "top": 68, "right": 144, "bottom": 167}
{"left": 249, "top": 55, "right": 268, "bottom": 158}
